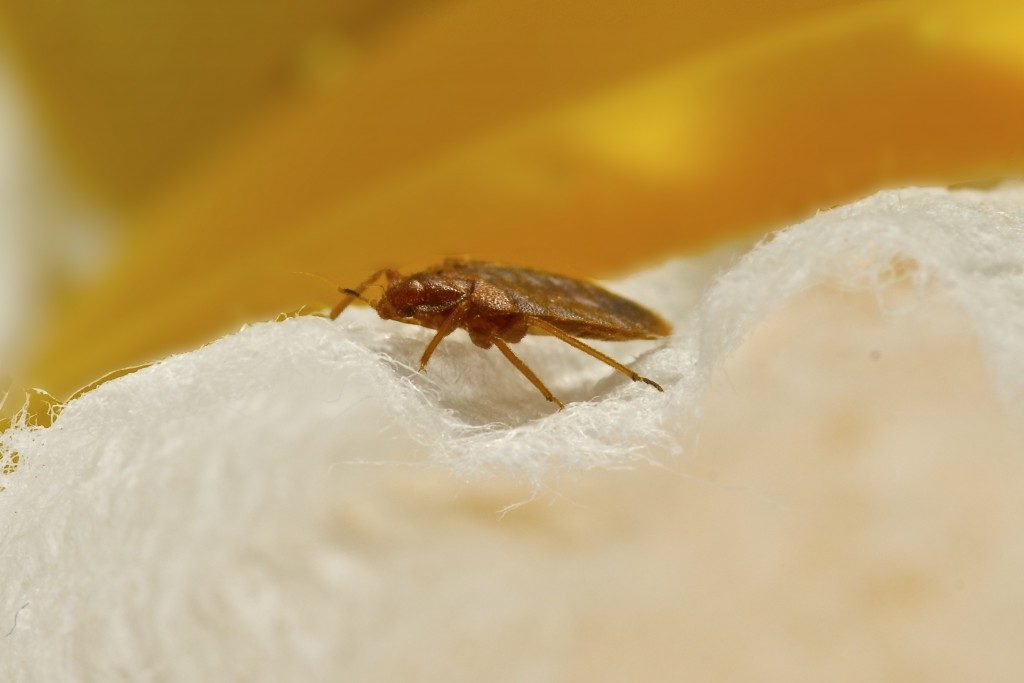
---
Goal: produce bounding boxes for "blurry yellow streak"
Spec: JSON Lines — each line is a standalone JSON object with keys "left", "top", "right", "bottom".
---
{"left": 566, "top": 90, "right": 711, "bottom": 182}
{"left": 935, "top": 4, "right": 1024, "bottom": 67}
{"left": 20, "top": 0, "right": 1024, "bottom": 403}
{"left": 557, "top": 1, "right": 906, "bottom": 183}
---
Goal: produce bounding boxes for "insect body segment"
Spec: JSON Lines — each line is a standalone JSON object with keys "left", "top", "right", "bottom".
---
{"left": 331, "top": 260, "right": 670, "bottom": 409}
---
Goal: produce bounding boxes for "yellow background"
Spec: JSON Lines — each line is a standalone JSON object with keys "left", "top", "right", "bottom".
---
{"left": 0, "top": 0, "right": 1022, "bottom": 399}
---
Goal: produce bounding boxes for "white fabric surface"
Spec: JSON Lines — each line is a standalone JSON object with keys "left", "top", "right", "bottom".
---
{"left": 2, "top": 187, "right": 1024, "bottom": 681}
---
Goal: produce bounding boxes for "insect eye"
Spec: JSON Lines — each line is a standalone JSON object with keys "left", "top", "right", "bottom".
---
{"left": 400, "top": 307, "right": 415, "bottom": 317}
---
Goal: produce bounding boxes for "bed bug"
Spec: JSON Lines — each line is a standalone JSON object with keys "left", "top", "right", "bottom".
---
{"left": 331, "top": 259, "right": 671, "bottom": 409}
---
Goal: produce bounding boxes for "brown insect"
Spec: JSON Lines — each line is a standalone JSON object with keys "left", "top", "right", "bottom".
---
{"left": 331, "top": 259, "right": 671, "bottom": 409}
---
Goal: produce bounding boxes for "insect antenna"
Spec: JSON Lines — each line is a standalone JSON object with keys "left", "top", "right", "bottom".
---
{"left": 342, "top": 283, "right": 387, "bottom": 304}
{"left": 288, "top": 270, "right": 342, "bottom": 289}
{"left": 331, "top": 284, "right": 385, "bottom": 318}
{"left": 331, "top": 268, "right": 397, "bottom": 319}
{"left": 341, "top": 288, "right": 374, "bottom": 305}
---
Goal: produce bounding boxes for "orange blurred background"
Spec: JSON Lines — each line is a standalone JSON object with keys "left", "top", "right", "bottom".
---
{"left": 0, "top": 0, "right": 1021, "bottom": 401}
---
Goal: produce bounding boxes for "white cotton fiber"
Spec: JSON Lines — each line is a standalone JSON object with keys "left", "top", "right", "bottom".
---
{"left": 2, "top": 187, "right": 1024, "bottom": 681}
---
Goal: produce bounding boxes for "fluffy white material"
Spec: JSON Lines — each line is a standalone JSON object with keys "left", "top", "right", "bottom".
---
{"left": 2, "top": 187, "right": 1024, "bottom": 681}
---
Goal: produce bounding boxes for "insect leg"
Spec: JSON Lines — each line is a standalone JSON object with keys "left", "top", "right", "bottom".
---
{"left": 330, "top": 268, "right": 401, "bottom": 319}
{"left": 526, "top": 316, "right": 664, "bottom": 392}
{"left": 419, "top": 299, "right": 470, "bottom": 371}
{"left": 492, "top": 338, "right": 565, "bottom": 410}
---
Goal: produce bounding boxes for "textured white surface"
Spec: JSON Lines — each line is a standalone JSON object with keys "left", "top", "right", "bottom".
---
{"left": 2, "top": 187, "right": 1024, "bottom": 681}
